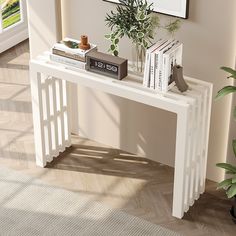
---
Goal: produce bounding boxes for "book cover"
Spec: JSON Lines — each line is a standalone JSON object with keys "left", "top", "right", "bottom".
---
{"left": 162, "top": 42, "right": 183, "bottom": 92}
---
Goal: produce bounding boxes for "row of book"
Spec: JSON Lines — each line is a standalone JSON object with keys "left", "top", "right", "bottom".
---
{"left": 143, "top": 39, "right": 183, "bottom": 92}
{"left": 50, "top": 37, "right": 97, "bottom": 70}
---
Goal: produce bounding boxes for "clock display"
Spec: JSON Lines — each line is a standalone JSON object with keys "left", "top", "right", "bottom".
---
{"left": 86, "top": 51, "right": 127, "bottom": 80}
{"left": 90, "top": 59, "right": 119, "bottom": 75}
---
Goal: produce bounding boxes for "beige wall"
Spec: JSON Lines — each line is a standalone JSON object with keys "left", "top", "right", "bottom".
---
{"left": 61, "top": 0, "right": 236, "bottom": 182}
{"left": 27, "top": 0, "right": 62, "bottom": 59}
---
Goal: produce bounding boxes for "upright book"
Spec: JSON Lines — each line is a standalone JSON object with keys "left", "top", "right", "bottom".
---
{"left": 162, "top": 42, "right": 183, "bottom": 92}
{"left": 154, "top": 39, "right": 177, "bottom": 91}
{"left": 143, "top": 39, "right": 167, "bottom": 88}
{"left": 149, "top": 39, "right": 168, "bottom": 89}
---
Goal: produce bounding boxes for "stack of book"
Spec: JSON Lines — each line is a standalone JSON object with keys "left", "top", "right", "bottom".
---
{"left": 143, "top": 39, "right": 183, "bottom": 93}
{"left": 50, "top": 37, "right": 97, "bottom": 70}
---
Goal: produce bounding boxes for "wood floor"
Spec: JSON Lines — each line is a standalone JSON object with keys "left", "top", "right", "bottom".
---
{"left": 0, "top": 40, "right": 235, "bottom": 236}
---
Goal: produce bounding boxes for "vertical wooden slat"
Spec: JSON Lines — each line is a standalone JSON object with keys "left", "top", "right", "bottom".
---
{"left": 193, "top": 86, "right": 207, "bottom": 199}
{"left": 48, "top": 78, "right": 55, "bottom": 153}
{"left": 51, "top": 77, "right": 59, "bottom": 156}
{"left": 62, "top": 80, "right": 71, "bottom": 147}
{"left": 55, "top": 78, "right": 65, "bottom": 151}
{"left": 30, "top": 70, "right": 46, "bottom": 167}
{"left": 42, "top": 77, "right": 53, "bottom": 161}
{"left": 190, "top": 100, "right": 197, "bottom": 207}
{"left": 184, "top": 104, "right": 193, "bottom": 212}
{"left": 194, "top": 91, "right": 203, "bottom": 200}
{"left": 186, "top": 89, "right": 202, "bottom": 206}
{"left": 201, "top": 85, "right": 213, "bottom": 193}
{"left": 199, "top": 88, "right": 208, "bottom": 191}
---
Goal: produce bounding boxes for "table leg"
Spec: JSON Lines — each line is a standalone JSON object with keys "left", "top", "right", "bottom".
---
{"left": 30, "top": 68, "right": 71, "bottom": 167}
{"left": 172, "top": 107, "right": 189, "bottom": 218}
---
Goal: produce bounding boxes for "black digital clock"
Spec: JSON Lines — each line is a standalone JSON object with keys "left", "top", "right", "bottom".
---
{"left": 90, "top": 59, "right": 119, "bottom": 76}
{"left": 86, "top": 51, "right": 127, "bottom": 80}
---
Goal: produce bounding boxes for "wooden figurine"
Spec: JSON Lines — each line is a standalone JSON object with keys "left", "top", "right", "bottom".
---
{"left": 79, "top": 35, "right": 91, "bottom": 50}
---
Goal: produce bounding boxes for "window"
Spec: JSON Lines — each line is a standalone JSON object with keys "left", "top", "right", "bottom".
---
{"left": 0, "top": 0, "right": 28, "bottom": 53}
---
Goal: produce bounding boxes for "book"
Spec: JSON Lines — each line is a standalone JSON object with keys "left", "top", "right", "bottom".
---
{"left": 143, "top": 39, "right": 166, "bottom": 88}
{"left": 52, "top": 37, "right": 97, "bottom": 62}
{"left": 149, "top": 39, "right": 168, "bottom": 89}
{"left": 50, "top": 53, "right": 87, "bottom": 70}
{"left": 162, "top": 42, "right": 183, "bottom": 92}
{"left": 52, "top": 48, "right": 87, "bottom": 62}
{"left": 154, "top": 39, "right": 177, "bottom": 91}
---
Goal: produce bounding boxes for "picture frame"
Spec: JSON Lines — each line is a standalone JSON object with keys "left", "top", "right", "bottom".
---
{"left": 103, "top": 0, "right": 189, "bottom": 19}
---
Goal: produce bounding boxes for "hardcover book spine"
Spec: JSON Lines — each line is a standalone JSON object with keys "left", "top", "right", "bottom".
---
{"left": 162, "top": 54, "right": 169, "bottom": 92}
{"left": 156, "top": 50, "right": 164, "bottom": 92}
{"left": 154, "top": 51, "right": 160, "bottom": 91}
{"left": 150, "top": 52, "right": 156, "bottom": 89}
{"left": 50, "top": 54, "right": 86, "bottom": 70}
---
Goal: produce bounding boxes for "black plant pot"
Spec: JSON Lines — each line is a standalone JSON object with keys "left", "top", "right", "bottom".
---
{"left": 229, "top": 196, "right": 236, "bottom": 224}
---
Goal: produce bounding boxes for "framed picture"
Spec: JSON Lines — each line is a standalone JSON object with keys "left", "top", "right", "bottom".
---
{"left": 0, "top": 0, "right": 28, "bottom": 53}
{"left": 103, "top": 0, "right": 189, "bottom": 19}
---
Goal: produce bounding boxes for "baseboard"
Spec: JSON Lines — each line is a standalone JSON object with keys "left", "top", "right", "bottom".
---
{"left": 0, "top": 28, "right": 28, "bottom": 54}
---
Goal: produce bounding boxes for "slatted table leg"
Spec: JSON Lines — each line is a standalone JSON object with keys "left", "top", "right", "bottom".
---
{"left": 31, "top": 67, "right": 72, "bottom": 167}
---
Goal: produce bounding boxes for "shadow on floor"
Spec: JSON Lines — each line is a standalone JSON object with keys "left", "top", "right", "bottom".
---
{"left": 47, "top": 143, "right": 174, "bottom": 183}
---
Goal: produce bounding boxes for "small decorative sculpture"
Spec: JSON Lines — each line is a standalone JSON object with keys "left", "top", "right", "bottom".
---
{"left": 79, "top": 35, "right": 91, "bottom": 50}
{"left": 172, "top": 65, "right": 189, "bottom": 92}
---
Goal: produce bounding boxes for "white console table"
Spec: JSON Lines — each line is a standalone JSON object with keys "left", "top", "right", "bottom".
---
{"left": 30, "top": 52, "right": 213, "bottom": 219}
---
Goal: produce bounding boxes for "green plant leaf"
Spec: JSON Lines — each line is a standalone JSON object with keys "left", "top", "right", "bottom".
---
{"left": 113, "top": 50, "right": 118, "bottom": 57}
{"left": 217, "top": 178, "right": 232, "bottom": 189}
{"left": 110, "top": 44, "right": 116, "bottom": 51}
{"left": 216, "top": 86, "right": 236, "bottom": 99}
{"left": 232, "top": 176, "right": 236, "bottom": 183}
{"left": 105, "top": 34, "right": 111, "bottom": 40}
{"left": 164, "top": 19, "right": 181, "bottom": 34}
{"left": 227, "top": 183, "right": 236, "bottom": 198}
{"left": 113, "top": 38, "right": 119, "bottom": 44}
{"left": 137, "top": 32, "right": 144, "bottom": 38}
{"left": 142, "top": 40, "right": 148, "bottom": 48}
{"left": 137, "top": 12, "right": 146, "bottom": 21}
{"left": 220, "top": 66, "right": 236, "bottom": 79}
{"left": 216, "top": 163, "right": 236, "bottom": 173}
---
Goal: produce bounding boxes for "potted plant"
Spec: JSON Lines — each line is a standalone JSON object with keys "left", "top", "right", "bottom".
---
{"left": 216, "top": 66, "right": 236, "bottom": 223}
{"left": 105, "top": 0, "right": 180, "bottom": 73}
